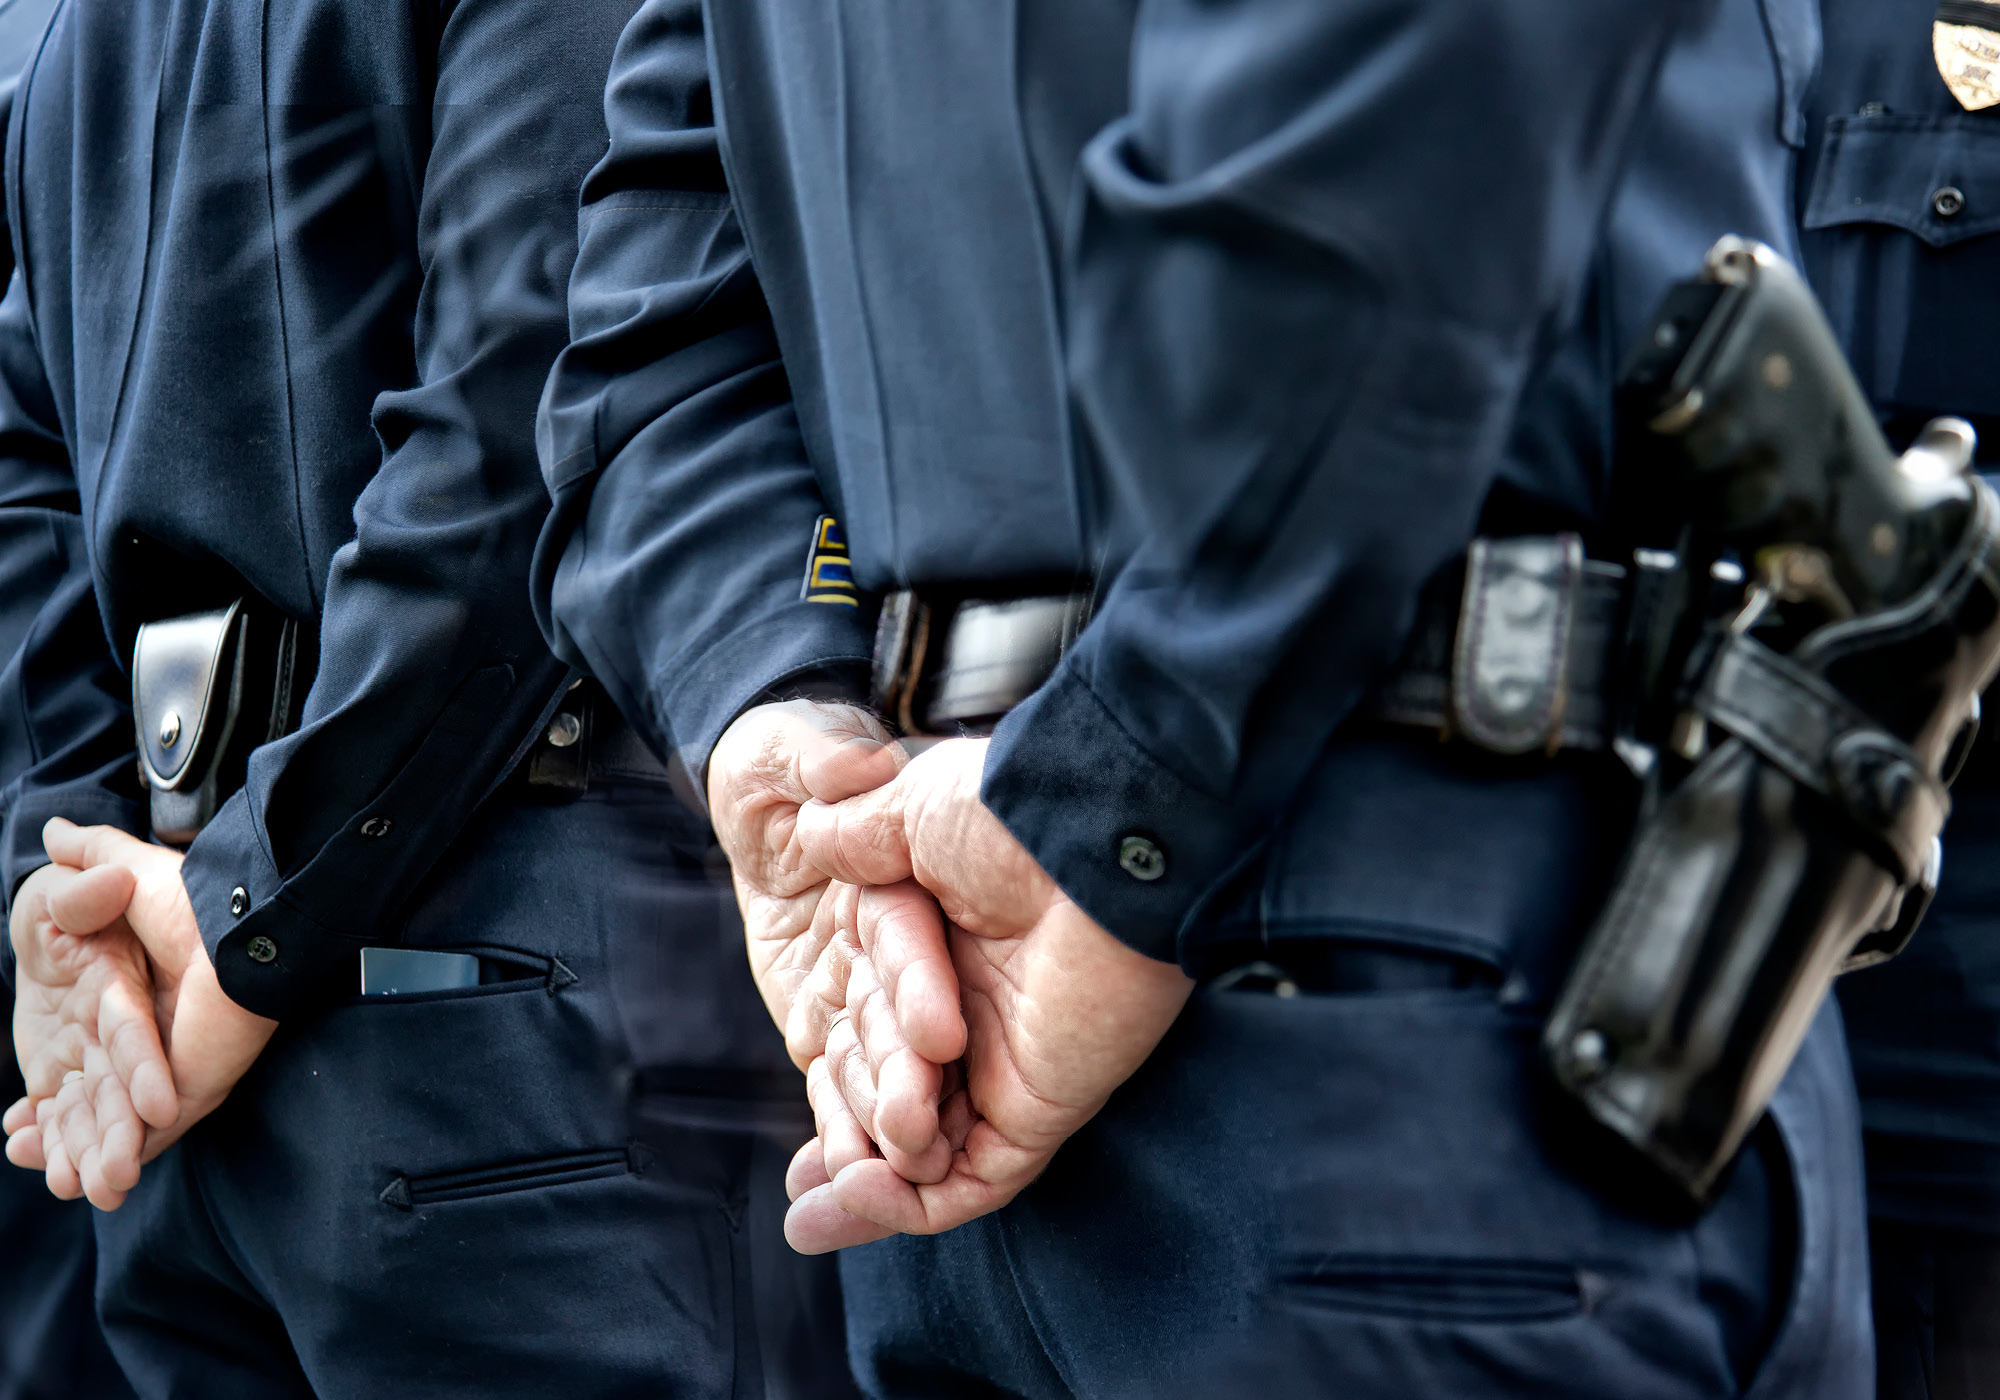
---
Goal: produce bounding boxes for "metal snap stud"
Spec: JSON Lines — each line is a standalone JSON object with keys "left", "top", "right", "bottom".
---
{"left": 1118, "top": 835, "right": 1166, "bottom": 882}
{"left": 159, "top": 712, "right": 181, "bottom": 747}
{"left": 1567, "top": 1028, "right": 1610, "bottom": 1080}
{"left": 360, "top": 816, "right": 393, "bottom": 838}
{"left": 246, "top": 935, "right": 278, "bottom": 965}
{"left": 1934, "top": 185, "right": 1966, "bottom": 219}
{"left": 229, "top": 885, "right": 249, "bottom": 917}
{"left": 545, "top": 711, "right": 582, "bottom": 748}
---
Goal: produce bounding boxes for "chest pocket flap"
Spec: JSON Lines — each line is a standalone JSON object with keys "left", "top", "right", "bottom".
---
{"left": 1804, "top": 115, "right": 2000, "bottom": 247}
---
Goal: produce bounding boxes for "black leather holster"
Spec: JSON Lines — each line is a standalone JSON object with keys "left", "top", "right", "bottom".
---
{"left": 132, "top": 601, "right": 308, "bottom": 845}
{"left": 1543, "top": 238, "right": 2000, "bottom": 1201}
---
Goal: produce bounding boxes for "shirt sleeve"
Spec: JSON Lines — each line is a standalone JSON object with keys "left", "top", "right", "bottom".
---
{"left": 530, "top": 0, "right": 874, "bottom": 787}
{"left": 175, "top": 0, "right": 640, "bottom": 1019}
{"left": 0, "top": 267, "right": 147, "bottom": 988}
{"left": 982, "top": 0, "right": 1692, "bottom": 962}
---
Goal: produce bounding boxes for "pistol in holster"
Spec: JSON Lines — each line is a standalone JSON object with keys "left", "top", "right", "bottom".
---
{"left": 1544, "top": 237, "right": 2000, "bottom": 1202}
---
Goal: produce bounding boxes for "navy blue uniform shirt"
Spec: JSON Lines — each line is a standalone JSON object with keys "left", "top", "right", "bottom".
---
{"left": 537, "top": 0, "right": 1817, "bottom": 963}
{"left": 0, "top": 0, "right": 634, "bottom": 1017}
{"left": 1801, "top": 0, "right": 2000, "bottom": 1229}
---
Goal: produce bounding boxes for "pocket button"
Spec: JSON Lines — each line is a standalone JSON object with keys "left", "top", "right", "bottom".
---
{"left": 1934, "top": 185, "right": 1966, "bottom": 219}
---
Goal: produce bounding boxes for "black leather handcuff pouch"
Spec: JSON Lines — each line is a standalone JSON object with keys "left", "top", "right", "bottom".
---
{"left": 132, "top": 601, "right": 308, "bottom": 846}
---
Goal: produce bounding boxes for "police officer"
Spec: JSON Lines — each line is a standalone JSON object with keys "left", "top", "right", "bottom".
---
{"left": 0, "top": 0, "right": 133, "bottom": 1393}
{"left": 0, "top": 1, "right": 849, "bottom": 1395}
{"left": 535, "top": 0, "right": 1870, "bottom": 1395}
{"left": 1799, "top": 4, "right": 2000, "bottom": 1393}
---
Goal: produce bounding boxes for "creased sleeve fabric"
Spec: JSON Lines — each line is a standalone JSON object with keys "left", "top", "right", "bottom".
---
{"left": 983, "top": 0, "right": 1693, "bottom": 961}
{"left": 175, "top": 0, "right": 633, "bottom": 1017}
{"left": 531, "top": 0, "right": 873, "bottom": 786}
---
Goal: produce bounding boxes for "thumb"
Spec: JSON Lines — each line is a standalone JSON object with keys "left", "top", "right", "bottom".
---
{"left": 43, "top": 819, "right": 155, "bottom": 876}
{"left": 42, "top": 864, "right": 137, "bottom": 938}
{"left": 794, "top": 705, "right": 905, "bottom": 805}
{"left": 794, "top": 781, "right": 915, "bottom": 886}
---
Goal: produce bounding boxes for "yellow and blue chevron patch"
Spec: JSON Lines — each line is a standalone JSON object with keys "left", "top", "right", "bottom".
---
{"left": 802, "top": 515, "right": 859, "bottom": 606}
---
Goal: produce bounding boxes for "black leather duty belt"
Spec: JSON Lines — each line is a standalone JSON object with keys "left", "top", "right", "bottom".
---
{"left": 866, "top": 536, "right": 1628, "bottom": 756}
{"left": 1370, "top": 534, "right": 1628, "bottom": 756}
{"left": 872, "top": 589, "right": 1093, "bottom": 737}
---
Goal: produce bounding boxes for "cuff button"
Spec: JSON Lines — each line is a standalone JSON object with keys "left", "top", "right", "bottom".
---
{"left": 1118, "top": 835, "right": 1166, "bottom": 882}
{"left": 229, "top": 886, "right": 249, "bottom": 917}
{"left": 246, "top": 936, "right": 278, "bottom": 965}
{"left": 360, "top": 816, "right": 393, "bottom": 838}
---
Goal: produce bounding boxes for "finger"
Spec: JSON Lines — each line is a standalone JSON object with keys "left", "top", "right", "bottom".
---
{"left": 97, "top": 965, "right": 176, "bottom": 1130}
{"left": 82, "top": 1043, "right": 144, "bottom": 1198}
{"left": 37, "top": 1095, "right": 81, "bottom": 1200}
{"left": 807, "top": 1052, "right": 877, "bottom": 1182}
{"left": 4, "top": 1120, "right": 46, "bottom": 1171}
{"left": 828, "top": 1153, "right": 1027, "bottom": 1239}
{"left": 793, "top": 782, "right": 915, "bottom": 887}
{"left": 785, "top": 893, "right": 862, "bottom": 1068}
{"left": 844, "top": 950, "right": 947, "bottom": 1174}
{"left": 42, "top": 863, "right": 137, "bottom": 938}
{"left": 783, "top": 1181, "right": 898, "bottom": 1255}
{"left": 786, "top": 1137, "right": 832, "bottom": 1202}
{"left": 855, "top": 882, "right": 966, "bottom": 1064}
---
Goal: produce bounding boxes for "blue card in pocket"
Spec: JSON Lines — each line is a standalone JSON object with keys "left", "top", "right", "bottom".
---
{"left": 360, "top": 947, "right": 481, "bottom": 996}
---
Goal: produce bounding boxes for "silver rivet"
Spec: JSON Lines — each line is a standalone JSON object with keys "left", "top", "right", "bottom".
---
{"left": 1934, "top": 185, "right": 1966, "bottom": 219}
{"left": 1568, "top": 1028, "right": 1610, "bottom": 1079}
{"left": 1118, "top": 836, "right": 1166, "bottom": 882}
{"left": 159, "top": 712, "right": 181, "bottom": 747}
{"left": 545, "top": 711, "right": 582, "bottom": 748}
{"left": 360, "top": 816, "right": 393, "bottom": 838}
{"left": 229, "top": 885, "right": 249, "bottom": 916}
{"left": 246, "top": 936, "right": 278, "bottom": 965}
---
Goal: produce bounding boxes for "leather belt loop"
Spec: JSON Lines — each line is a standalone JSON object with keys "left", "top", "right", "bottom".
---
{"left": 1448, "top": 534, "right": 1585, "bottom": 756}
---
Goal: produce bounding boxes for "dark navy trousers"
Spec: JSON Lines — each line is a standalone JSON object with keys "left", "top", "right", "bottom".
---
{"left": 838, "top": 734, "right": 1872, "bottom": 1399}
{"left": 90, "top": 783, "right": 855, "bottom": 1400}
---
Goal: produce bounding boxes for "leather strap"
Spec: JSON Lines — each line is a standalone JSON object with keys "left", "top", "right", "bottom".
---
{"left": 1694, "top": 632, "right": 1947, "bottom": 883}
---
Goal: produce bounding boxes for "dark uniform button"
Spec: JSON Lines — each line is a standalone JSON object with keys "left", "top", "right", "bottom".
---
{"left": 360, "top": 816, "right": 394, "bottom": 838}
{"left": 229, "top": 885, "right": 249, "bottom": 916}
{"left": 1118, "top": 835, "right": 1166, "bottom": 882}
{"left": 546, "top": 711, "right": 582, "bottom": 748}
{"left": 246, "top": 936, "right": 278, "bottom": 965}
{"left": 1934, "top": 185, "right": 1966, "bottom": 219}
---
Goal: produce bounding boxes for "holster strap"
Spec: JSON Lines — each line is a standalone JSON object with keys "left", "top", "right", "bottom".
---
{"left": 1694, "top": 632, "right": 1948, "bottom": 884}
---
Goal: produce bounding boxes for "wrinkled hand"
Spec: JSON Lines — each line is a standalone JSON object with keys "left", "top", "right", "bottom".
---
{"left": 782, "top": 738, "right": 1195, "bottom": 1253}
{"left": 5, "top": 850, "right": 174, "bottom": 1208}
{"left": 706, "top": 699, "right": 921, "bottom": 1051}
{"left": 4, "top": 820, "right": 277, "bottom": 1209}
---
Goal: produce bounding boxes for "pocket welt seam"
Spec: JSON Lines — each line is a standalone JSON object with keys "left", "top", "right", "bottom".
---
{"left": 381, "top": 1143, "right": 651, "bottom": 1210}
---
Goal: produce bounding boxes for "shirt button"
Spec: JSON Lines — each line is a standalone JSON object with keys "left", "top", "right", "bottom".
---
{"left": 1934, "top": 185, "right": 1966, "bottom": 219}
{"left": 246, "top": 936, "right": 278, "bottom": 965}
{"left": 360, "top": 816, "right": 394, "bottom": 838}
{"left": 1118, "top": 835, "right": 1167, "bottom": 882}
{"left": 546, "top": 711, "right": 582, "bottom": 748}
{"left": 229, "top": 886, "right": 249, "bottom": 916}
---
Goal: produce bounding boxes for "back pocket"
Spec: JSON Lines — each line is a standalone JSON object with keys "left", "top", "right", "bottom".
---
{"left": 380, "top": 1143, "right": 649, "bottom": 1210}
{"left": 1281, "top": 1255, "right": 1603, "bottom": 1324}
